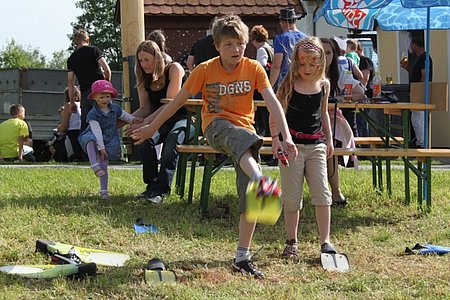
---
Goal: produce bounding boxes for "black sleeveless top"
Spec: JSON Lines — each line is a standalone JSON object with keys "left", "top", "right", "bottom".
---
{"left": 286, "top": 89, "right": 325, "bottom": 145}
{"left": 145, "top": 64, "right": 188, "bottom": 123}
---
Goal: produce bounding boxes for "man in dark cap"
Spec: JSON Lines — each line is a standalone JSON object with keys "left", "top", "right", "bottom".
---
{"left": 270, "top": 7, "right": 307, "bottom": 89}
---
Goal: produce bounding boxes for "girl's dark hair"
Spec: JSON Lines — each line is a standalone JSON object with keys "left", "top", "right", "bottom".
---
{"left": 250, "top": 25, "right": 268, "bottom": 43}
{"left": 321, "top": 38, "right": 340, "bottom": 98}
{"left": 147, "top": 29, "right": 168, "bottom": 53}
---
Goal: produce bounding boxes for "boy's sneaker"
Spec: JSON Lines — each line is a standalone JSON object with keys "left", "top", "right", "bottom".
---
{"left": 281, "top": 239, "right": 299, "bottom": 259}
{"left": 231, "top": 259, "right": 264, "bottom": 279}
{"left": 257, "top": 176, "right": 281, "bottom": 198}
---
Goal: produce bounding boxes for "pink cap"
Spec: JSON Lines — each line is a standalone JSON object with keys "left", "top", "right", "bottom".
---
{"left": 87, "top": 80, "right": 119, "bottom": 99}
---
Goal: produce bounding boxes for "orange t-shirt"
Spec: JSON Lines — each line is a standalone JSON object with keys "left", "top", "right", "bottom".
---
{"left": 183, "top": 57, "right": 271, "bottom": 133}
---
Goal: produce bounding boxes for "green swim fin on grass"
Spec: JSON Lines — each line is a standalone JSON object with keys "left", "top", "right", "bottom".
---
{"left": 36, "top": 239, "right": 130, "bottom": 267}
{"left": 0, "top": 263, "right": 97, "bottom": 279}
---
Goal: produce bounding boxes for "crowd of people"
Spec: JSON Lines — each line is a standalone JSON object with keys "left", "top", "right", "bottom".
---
{"left": 0, "top": 7, "right": 432, "bottom": 279}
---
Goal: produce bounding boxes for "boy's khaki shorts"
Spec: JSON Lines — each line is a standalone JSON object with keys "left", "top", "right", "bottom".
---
{"left": 205, "top": 118, "right": 263, "bottom": 212}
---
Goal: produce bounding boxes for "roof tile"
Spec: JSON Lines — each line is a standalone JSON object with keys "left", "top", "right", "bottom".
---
{"left": 143, "top": 0, "right": 304, "bottom": 16}
{"left": 160, "top": 6, "right": 173, "bottom": 14}
{"left": 244, "top": 0, "right": 256, "bottom": 6}
{"left": 240, "top": 6, "right": 254, "bottom": 15}
{"left": 184, "top": 6, "right": 196, "bottom": 14}
{"left": 206, "top": 6, "right": 219, "bottom": 14}
{"left": 195, "top": 6, "right": 208, "bottom": 14}
{"left": 172, "top": 6, "right": 184, "bottom": 14}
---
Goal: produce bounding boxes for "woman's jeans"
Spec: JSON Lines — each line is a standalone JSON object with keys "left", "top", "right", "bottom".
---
{"left": 139, "top": 118, "right": 194, "bottom": 196}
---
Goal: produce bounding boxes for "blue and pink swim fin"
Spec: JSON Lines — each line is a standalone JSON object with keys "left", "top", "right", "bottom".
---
{"left": 405, "top": 243, "right": 450, "bottom": 256}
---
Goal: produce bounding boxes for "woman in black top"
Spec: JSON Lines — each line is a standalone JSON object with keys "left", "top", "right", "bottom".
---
{"left": 128, "top": 40, "right": 193, "bottom": 204}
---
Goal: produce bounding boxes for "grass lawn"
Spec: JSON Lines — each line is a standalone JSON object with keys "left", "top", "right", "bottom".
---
{"left": 0, "top": 163, "right": 449, "bottom": 299}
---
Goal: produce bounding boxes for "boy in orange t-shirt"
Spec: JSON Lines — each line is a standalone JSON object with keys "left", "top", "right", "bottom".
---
{"left": 132, "top": 15, "right": 297, "bottom": 278}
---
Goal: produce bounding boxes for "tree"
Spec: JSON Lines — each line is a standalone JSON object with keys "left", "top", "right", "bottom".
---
{"left": 47, "top": 50, "right": 69, "bottom": 69}
{"left": 0, "top": 39, "right": 46, "bottom": 68}
{"left": 72, "top": 0, "right": 122, "bottom": 71}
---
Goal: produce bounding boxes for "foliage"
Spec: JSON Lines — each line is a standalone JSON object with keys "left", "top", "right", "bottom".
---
{"left": 0, "top": 39, "right": 69, "bottom": 69}
{"left": 0, "top": 39, "right": 46, "bottom": 68}
{"left": 46, "top": 50, "right": 69, "bottom": 70}
{"left": 0, "top": 165, "right": 449, "bottom": 299}
{"left": 72, "top": 0, "right": 122, "bottom": 71}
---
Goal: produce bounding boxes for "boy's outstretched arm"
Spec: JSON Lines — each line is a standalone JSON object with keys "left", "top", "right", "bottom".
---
{"left": 131, "top": 88, "right": 191, "bottom": 144}
{"left": 261, "top": 88, "right": 298, "bottom": 160}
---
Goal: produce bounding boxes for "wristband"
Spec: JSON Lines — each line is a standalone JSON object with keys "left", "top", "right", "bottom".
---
{"left": 271, "top": 134, "right": 279, "bottom": 138}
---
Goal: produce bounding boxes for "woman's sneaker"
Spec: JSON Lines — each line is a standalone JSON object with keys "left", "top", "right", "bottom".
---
{"left": 282, "top": 239, "right": 299, "bottom": 259}
{"left": 231, "top": 259, "right": 264, "bottom": 279}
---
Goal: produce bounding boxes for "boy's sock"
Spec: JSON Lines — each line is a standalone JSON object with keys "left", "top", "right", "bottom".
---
{"left": 250, "top": 173, "right": 262, "bottom": 182}
{"left": 235, "top": 246, "right": 251, "bottom": 263}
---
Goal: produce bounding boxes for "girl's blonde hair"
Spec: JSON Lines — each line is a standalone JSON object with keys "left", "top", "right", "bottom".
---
{"left": 277, "top": 36, "right": 326, "bottom": 111}
{"left": 135, "top": 40, "right": 167, "bottom": 89}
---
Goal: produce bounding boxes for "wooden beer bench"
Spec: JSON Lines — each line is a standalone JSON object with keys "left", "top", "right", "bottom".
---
{"left": 176, "top": 144, "right": 450, "bottom": 214}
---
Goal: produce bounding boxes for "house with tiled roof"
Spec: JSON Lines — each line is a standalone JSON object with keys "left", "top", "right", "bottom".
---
{"left": 141, "top": 0, "right": 307, "bottom": 62}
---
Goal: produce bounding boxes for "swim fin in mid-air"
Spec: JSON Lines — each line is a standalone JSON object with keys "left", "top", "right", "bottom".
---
{"left": 245, "top": 180, "right": 282, "bottom": 225}
{"left": 36, "top": 239, "right": 130, "bottom": 267}
{"left": 405, "top": 243, "right": 450, "bottom": 256}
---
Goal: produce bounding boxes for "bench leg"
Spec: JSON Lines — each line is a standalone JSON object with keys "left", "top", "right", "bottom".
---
{"left": 417, "top": 160, "right": 423, "bottom": 209}
{"left": 425, "top": 158, "right": 432, "bottom": 211}
{"left": 175, "top": 152, "right": 188, "bottom": 198}
{"left": 377, "top": 157, "right": 383, "bottom": 192}
{"left": 187, "top": 154, "right": 199, "bottom": 205}
{"left": 200, "top": 154, "right": 214, "bottom": 216}
{"left": 386, "top": 158, "right": 392, "bottom": 196}
{"left": 367, "top": 157, "right": 378, "bottom": 190}
{"left": 404, "top": 160, "right": 410, "bottom": 205}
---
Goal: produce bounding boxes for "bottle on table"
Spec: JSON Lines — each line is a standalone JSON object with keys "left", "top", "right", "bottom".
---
{"left": 343, "top": 70, "right": 353, "bottom": 102}
{"left": 372, "top": 70, "right": 382, "bottom": 101}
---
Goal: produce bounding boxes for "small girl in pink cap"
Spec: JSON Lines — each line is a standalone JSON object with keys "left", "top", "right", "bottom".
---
{"left": 78, "top": 80, "right": 142, "bottom": 200}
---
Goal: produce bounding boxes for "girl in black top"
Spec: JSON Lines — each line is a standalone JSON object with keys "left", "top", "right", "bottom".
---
{"left": 271, "top": 37, "right": 339, "bottom": 258}
{"left": 127, "top": 40, "right": 193, "bottom": 204}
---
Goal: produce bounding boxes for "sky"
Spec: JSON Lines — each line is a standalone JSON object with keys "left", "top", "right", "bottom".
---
{"left": 0, "top": 0, "right": 83, "bottom": 59}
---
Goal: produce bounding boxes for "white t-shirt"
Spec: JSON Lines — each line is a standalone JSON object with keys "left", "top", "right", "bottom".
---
{"left": 337, "top": 56, "right": 362, "bottom": 89}
{"left": 256, "top": 43, "right": 272, "bottom": 68}
{"left": 68, "top": 102, "right": 81, "bottom": 131}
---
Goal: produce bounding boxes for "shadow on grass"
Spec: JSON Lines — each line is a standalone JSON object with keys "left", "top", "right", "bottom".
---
{"left": 1, "top": 188, "right": 408, "bottom": 246}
